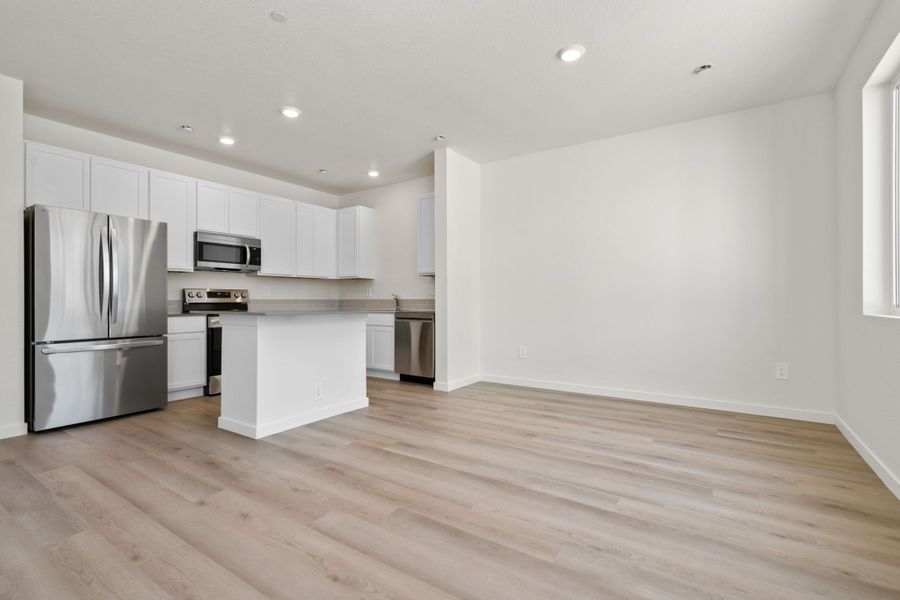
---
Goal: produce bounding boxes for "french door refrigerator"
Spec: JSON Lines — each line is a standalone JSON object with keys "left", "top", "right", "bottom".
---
{"left": 25, "top": 205, "right": 168, "bottom": 431}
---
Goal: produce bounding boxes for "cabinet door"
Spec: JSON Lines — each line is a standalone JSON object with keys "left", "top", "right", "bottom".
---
{"left": 295, "top": 202, "right": 316, "bottom": 276}
{"left": 357, "top": 206, "right": 374, "bottom": 279}
{"left": 259, "top": 195, "right": 295, "bottom": 276}
{"left": 196, "top": 181, "right": 229, "bottom": 232}
{"left": 337, "top": 207, "right": 359, "bottom": 277}
{"left": 149, "top": 170, "right": 196, "bottom": 272}
{"left": 365, "top": 327, "right": 375, "bottom": 369}
{"left": 228, "top": 188, "right": 259, "bottom": 237}
{"left": 370, "top": 326, "right": 395, "bottom": 371}
{"left": 90, "top": 157, "right": 149, "bottom": 218}
{"left": 167, "top": 331, "right": 207, "bottom": 391}
{"left": 25, "top": 142, "right": 90, "bottom": 210}
{"left": 418, "top": 193, "right": 435, "bottom": 275}
{"left": 314, "top": 206, "right": 336, "bottom": 278}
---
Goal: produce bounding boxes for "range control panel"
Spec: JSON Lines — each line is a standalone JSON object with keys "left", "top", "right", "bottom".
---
{"left": 182, "top": 288, "right": 249, "bottom": 305}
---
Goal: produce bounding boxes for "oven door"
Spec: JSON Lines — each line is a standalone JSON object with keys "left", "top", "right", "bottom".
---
{"left": 195, "top": 232, "right": 261, "bottom": 272}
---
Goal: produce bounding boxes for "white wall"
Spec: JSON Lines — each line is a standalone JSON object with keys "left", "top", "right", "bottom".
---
{"left": 480, "top": 94, "right": 837, "bottom": 422}
{"left": 835, "top": 0, "right": 900, "bottom": 498}
{"left": 0, "top": 74, "right": 25, "bottom": 439}
{"left": 434, "top": 149, "right": 482, "bottom": 390}
{"left": 337, "top": 176, "right": 435, "bottom": 300}
{"left": 24, "top": 115, "right": 342, "bottom": 301}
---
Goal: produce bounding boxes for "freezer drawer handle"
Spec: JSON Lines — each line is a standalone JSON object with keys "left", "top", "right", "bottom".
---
{"left": 40, "top": 339, "right": 164, "bottom": 355}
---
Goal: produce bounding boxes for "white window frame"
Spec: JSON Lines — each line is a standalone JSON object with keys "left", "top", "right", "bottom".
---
{"left": 892, "top": 74, "right": 900, "bottom": 311}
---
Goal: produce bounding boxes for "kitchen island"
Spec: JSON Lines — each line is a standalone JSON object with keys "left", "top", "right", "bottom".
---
{"left": 217, "top": 311, "right": 370, "bottom": 439}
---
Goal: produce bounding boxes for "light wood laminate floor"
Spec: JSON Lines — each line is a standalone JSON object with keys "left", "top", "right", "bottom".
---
{"left": 1, "top": 379, "right": 899, "bottom": 599}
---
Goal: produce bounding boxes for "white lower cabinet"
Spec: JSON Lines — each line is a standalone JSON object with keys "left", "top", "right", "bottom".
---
{"left": 166, "top": 316, "right": 207, "bottom": 400}
{"left": 366, "top": 314, "right": 395, "bottom": 375}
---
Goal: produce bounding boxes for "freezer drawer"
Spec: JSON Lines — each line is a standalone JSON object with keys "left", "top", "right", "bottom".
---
{"left": 30, "top": 337, "right": 167, "bottom": 431}
{"left": 394, "top": 314, "right": 435, "bottom": 379}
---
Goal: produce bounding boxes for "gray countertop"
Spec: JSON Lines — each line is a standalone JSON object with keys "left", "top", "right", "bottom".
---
{"left": 169, "top": 309, "right": 434, "bottom": 317}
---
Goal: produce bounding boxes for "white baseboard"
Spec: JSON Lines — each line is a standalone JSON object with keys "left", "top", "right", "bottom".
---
{"left": 168, "top": 387, "right": 205, "bottom": 402}
{"left": 0, "top": 422, "right": 27, "bottom": 440}
{"left": 836, "top": 415, "right": 900, "bottom": 500}
{"left": 479, "top": 374, "right": 835, "bottom": 424}
{"left": 434, "top": 374, "right": 482, "bottom": 392}
{"left": 218, "top": 397, "right": 369, "bottom": 440}
{"left": 367, "top": 369, "right": 400, "bottom": 381}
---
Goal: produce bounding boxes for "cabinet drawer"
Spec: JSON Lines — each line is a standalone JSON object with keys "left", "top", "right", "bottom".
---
{"left": 366, "top": 313, "right": 395, "bottom": 327}
{"left": 167, "top": 315, "right": 206, "bottom": 334}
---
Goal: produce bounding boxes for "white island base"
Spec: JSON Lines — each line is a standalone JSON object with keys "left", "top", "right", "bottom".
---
{"left": 217, "top": 312, "right": 369, "bottom": 439}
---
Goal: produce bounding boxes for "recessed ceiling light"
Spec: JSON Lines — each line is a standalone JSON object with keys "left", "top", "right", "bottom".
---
{"left": 219, "top": 136, "right": 235, "bottom": 145}
{"left": 179, "top": 124, "right": 193, "bottom": 132}
{"left": 368, "top": 170, "right": 380, "bottom": 178}
{"left": 318, "top": 169, "right": 328, "bottom": 175}
{"left": 694, "top": 64, "right": 713, "bottom": 74}
{"left": 270, "top": 10, "right": 287, "bottom": 23}
{"left": 281, "top": 106, "right": 301, "bottom": 119}
{"left": 557, "top": 45, "right": 586, "bottom": 63}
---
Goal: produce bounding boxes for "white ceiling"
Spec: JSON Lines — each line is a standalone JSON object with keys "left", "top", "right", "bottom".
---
{"left": 0, "top": 0, "right": 879, "bottom": 193}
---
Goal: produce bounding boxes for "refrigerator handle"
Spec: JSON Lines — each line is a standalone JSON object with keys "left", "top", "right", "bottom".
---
{"left": 100, "top": 226, "right": 110, "bottom": 322}
{"left": 40, "top": 338, "right": 164, "bottom": 355}
{"left": 110, "top": 224, "right": 119, "bottom": 324}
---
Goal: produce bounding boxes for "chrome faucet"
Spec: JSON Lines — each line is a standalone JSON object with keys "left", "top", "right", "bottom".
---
{"left": 392, "top": 293, "right": 400, "bottom": 311}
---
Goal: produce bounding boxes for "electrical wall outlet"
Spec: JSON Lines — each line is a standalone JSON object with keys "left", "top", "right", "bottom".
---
{"left": 367, "top": 287, "right": 373, "bottom": 298}
{"left": 264, "top": 286, "right": 271, "bottom": 297}
{"left": 775, "top": 362, "right": 789, "bottom": 380}
{"left": 518, "top": 345, "right": 528, "bottom": 359}
{"left": 314, "top": 382, "right": 324, "bottom": 401}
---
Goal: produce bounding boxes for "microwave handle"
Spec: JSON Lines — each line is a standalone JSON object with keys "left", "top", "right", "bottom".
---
{"left": 245, "top": 245, "right": 251, "bottom": 267}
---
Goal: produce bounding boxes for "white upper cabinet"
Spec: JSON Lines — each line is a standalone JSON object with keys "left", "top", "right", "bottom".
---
{"left": 337, "top": 206, "right": 374, "bottom": 279}
{"left": 418, "top": 193, "right": 435, "bottom": 276}
{"left": 295, "top": 203, "right": 337, "bottom": 278}
{"left": 196, "top": 180, "right": 229, "bottom": 233}
{"left": 149, "top": 170, "right": 196, "bottom": 272}
{"left": 25, "top": 142, "right": 90, "bottom": 210}
{"left": 295, "top": 202, "right": 316, "bottom": 277}
{"left": 228, "top": 187, "right": 259, "bottom": 237}
{"left": 197, "top": 182, "right": 259, "bottom": 237}
{"left": 314, "top": 206, "right": 337, "bottom": 278}
{"left": 90, "top": 156, "right": 149, "bottom": 218}
{"left": 259, "top": 195, "right": 295, "bottom": 276}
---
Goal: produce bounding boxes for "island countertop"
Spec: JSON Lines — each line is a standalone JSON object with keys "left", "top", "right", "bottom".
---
{"left": 213, "top": 309, "right": 433, "bottom": 317}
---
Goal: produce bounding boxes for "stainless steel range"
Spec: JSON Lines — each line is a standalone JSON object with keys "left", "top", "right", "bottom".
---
{"left": 182, "top": 288, "right": 249, "bottom": 395}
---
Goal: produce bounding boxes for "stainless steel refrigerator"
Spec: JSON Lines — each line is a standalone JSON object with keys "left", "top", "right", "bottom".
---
{"left": 25, "top": 205, "right": 168, "bottom": 431}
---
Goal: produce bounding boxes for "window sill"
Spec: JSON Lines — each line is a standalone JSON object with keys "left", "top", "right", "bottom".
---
{"left": 862, "top": 312, "right": 900, "bottom": 321}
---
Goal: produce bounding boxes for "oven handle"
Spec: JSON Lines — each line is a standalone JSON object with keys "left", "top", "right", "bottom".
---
{"left": 245, "top": 244, "right": 251, "bottom": 267}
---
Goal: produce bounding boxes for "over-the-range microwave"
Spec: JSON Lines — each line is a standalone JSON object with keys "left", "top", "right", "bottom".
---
{"left": 194, "top": 231, "right": 262, "bottom": 272}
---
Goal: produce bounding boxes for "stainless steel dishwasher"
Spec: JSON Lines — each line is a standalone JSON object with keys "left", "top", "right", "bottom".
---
{"left": 394, "top": 311, "right": 435, "bottom": 382}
